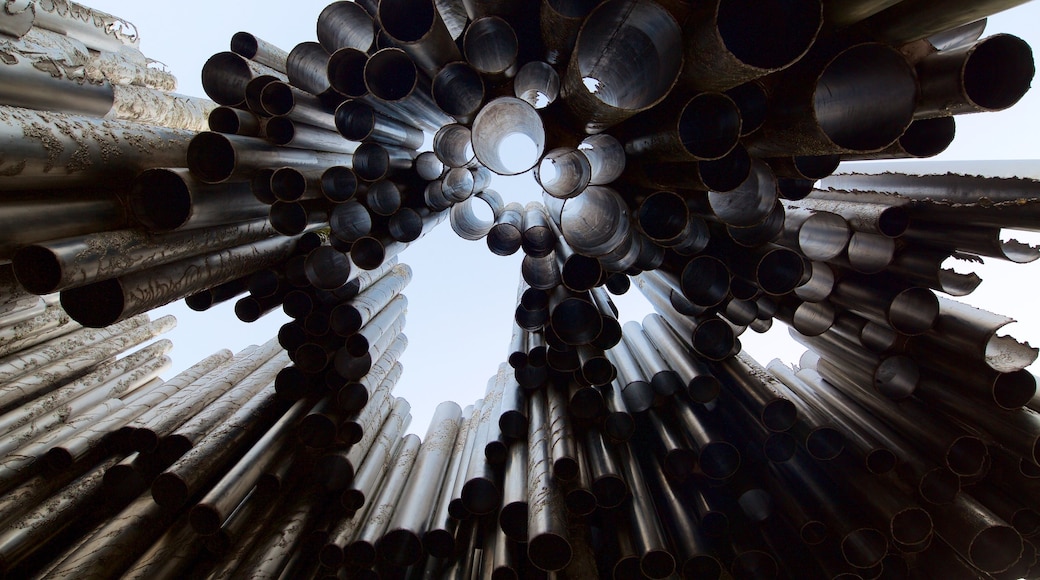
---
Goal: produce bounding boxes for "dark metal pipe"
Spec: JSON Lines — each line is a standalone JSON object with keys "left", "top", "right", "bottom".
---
{"left": 432, "top": 62, "right": 486, "bottom": 125}
{"left": 317, "top": 1, "right": 376, "bottom": 54}
{"left": 527, "top": 389, "right": 572, "bottom": 571}
{"left": 335, "top": 99, "right": 424, "bottom": 149}
{"left": 187, "top": 131, "right": 352, "bottom": 184}
{"left": 749, "top": 43, "right": 917, "bottom": 156}
{"left": 561, "top": 0, "right": 683, "bottom": 133}
{"left": 680, "top": 0, "right": 821, "bottom": 91}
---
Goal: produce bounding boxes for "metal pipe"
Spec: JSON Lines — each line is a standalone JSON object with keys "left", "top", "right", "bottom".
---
{"left": 317, "top": 1, "right": 376, "bottom": 54}
{"left": 346, "top": 434, "right": 421, "bottom": 567}
{"left": 156, "top": 349, "right": 289, "bottom": 465}
{"left": 379, "top": 401, "right": 462, "bottom": 567}
{"left": 628, "top": 143, "right": 752, "bottom": 193}
{"left": 857, "top": 0, "right": 1032, "bottom": 45}
{"left": 131, "top": 168, "right": 267, "bottom": 232}
{"left": 451, "top": 190, "right": 504, "bottom": 241}
{"left": 340, "top": 395, "right": 411, "bottom": 513}
{"left": 464, "top": 16, "right": 519, "bottom": 83}
{"left": 680, "top": 0, "right": 821, "bottom": 91}
{"left": 471, "top": 96, "right": 546, "bottom": 175}
{"left": 424, "top": 402, "right": 478, "bottom": 558}
{"left": 916, "top": 33, "right": 1034, "bottom": 119}
{"left": 0, "top": 314, "right": 174, "bottom": 415}
{"left": 378, "top": 0, "right": 461, "bottom": 79}
{"left": 353, "top": 141, "right": 416, "bottom": 181}
{"left": 0, "top": 43, "right": 116, "bottom": 116}
{"left": 186, "top": 131, "right": 352, "bottom": 184}
{"left": 561, "top": 0, "right": 683, "bottom": 133}
{"left": 364, "top": 47, "right": 454, "bottom": 131}
{"left": 265, "top": 116, "right": 358, "bottom": 154}
{"left": 748, "top": 43, "right": 917, "bottom": 156}
{"left": 286, "top": 41, "right": 335, "bottom": 100}
{"left": 560, "top": 186, "right": 631, "bottom": 257}
{"left": 640, "top": 313, "right": 721, "bottom": 403}
{"left": 14, "top": 218, "right": 274, "bottom": 294}
{"left": 706, "top": 158, "right": 777, "bottom": 227}
{"left": 60, "top": 233, "right": 301, "bottom": 327}
{"left": 526, "top": 389, "right": 572, "bottom": 571}
{"left": 488, "top": 202, "right": 524, "bottom": 256}
{"left": 187, "top": 396, "right": 311, "bottom": 535}
{"left": 335, "top": 99, "right": 424, "bottom": 149}
{"left": 535, "top": 147, "right": 592, "bottom": 199}
{"left": 624, "top": 92, "right": 741, "bottom": 162}
{"left": 615, "top": 441, "right": 676, "bottom": 578}
{"left": 201, "top": 51, "right": 286, "bottom": 108}
{"left": 431, "top": 61, "right": 485, "bottom": 125}
{"left": 514, "top": 60, "right": 560, "bottom": 109}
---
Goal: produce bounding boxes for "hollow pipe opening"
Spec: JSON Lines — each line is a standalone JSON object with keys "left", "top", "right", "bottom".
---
{"left": 471, "top": 97, "right": 545, "bottom": 175}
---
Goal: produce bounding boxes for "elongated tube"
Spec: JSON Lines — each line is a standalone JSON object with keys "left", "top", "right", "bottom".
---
{"left": 527, "top": 389, "right": 572, "bottom": 571}
{"left": 60, "top": 234, "right": 300, "bottom": 327}
{"left": 378, "top": 401, "right": 462, "bottom": 566}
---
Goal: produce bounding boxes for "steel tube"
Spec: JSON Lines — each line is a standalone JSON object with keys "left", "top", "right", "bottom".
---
{"left": 431, "top": 61, "right": 485, "bottom": 125}
{"left": 188, "top": 397, "right": 312, "bottom": 535}
{"left": 471, "top": 96, "right": 546, "bottom": 175}
{"left": 378, "top": 401, "right": 462, "bottom": 566}
{"left": 346, "top": 434, "right": 421, "bottom": 567}
{"left": 335, "top": 99, "right": 424, "bottom": 149}
{"left": 60, "top": 233, "right": 300, "bottom": 327}
{"left": 340, "top": 395, "right": 410, "bottom": 513}
{"left": 317, "top": 1, "right": 376, "bottom": 54}
{"left": 364, "top": 47, "right": 453, "bottom": 131}
{"left": 858, "top": 0, "right": 1032, "bottom": 45}
{"left": 186, "top": 131, "right": 352, "bottom": 184}
{"left": 514, "top": 60, "right": 560, "bottom": 109}
{"left": 535, "top": 147, "right": 592, "bottom": 199}
{"left": 201, "top": 51, "right": 286, "bottom": 108}
{"left": 748, "top": 43, "right": 917, "bottom": 156}
{"left": 378, "top": 0, "right": 461, "bottom": 79}
{"left": 526, "top": 389, "right": 572, "bottom": 571}
{"left": 680, "top": 0, "right": 821, "bottom": 91}
{"left": 562, "top": 0, "right": 683, "bottom": 133}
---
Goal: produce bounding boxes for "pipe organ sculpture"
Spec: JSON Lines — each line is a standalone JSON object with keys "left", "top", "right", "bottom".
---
{"left": 0, "top": 0, "right": 1037, "bottom": 577}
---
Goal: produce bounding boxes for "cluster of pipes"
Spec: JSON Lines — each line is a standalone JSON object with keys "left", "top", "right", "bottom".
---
{"left": 0, "top": 0, "right": 1037, "bottom": 577}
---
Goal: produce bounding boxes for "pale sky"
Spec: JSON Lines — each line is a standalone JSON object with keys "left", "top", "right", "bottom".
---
{"left": 85, "top": 0, "right": 1040, "bottom": 435}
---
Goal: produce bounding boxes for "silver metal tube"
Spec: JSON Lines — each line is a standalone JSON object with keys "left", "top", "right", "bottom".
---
{"left": 186, "top": 131, "right": 352, "bottom": 184}
{"left": 14, "top": 218, "right": 274, "bottom": 294}
{"left": 286, "top": 41, "right": 334, "bottom": 99}
{"left": 339, "top": 394, "right": 409, "bottom": 515}
{"left": 857, "top": 0, "right": 1032, "bottom": 44}
{"left": 379, "top": 401, "right": 462, "bottom": 567}
{"left": 187, "top": 397, "right": 312, "bottom": 535}
{"left": 641, "top": 313, "right": 721, "bottom": 403}
{"left": 317, "top": 1, "right": 376, "bottom": 54}
{"left": 60, "top": 234, "right": 301, "bottom": 327}
{"left": 526, "top": 389, "right": 572, "bottom": 571}
{"left": 535, "top": 147, "right": 592, "bottom": 199}
{"left": 346, "top": 434, "right": 421, "bottom": 567}
{"left": 471, "top": 96, "right": 545, "bottom": 175}
{"left": 335, "top": 99, "right": 424, "bottom": 150}
{"left": 747, "top": 43, "right": 917, "bottom": 156}
{"left": 463, "top": 16, "right": 518, "bottom": 82}
{"left": 0, "top": 314, "right": 174, "bottom": 415}
{"left": 561, "top": 0, "right": 683, "bottom": 133}
{"left": 514, "top": 60, "right": 560, "bottom": 110}
{"left": 364, "top": 47, "right": 454, "bottom": 131}
{"left": 424, "top": 401, "right": 478, "bottom": 558}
